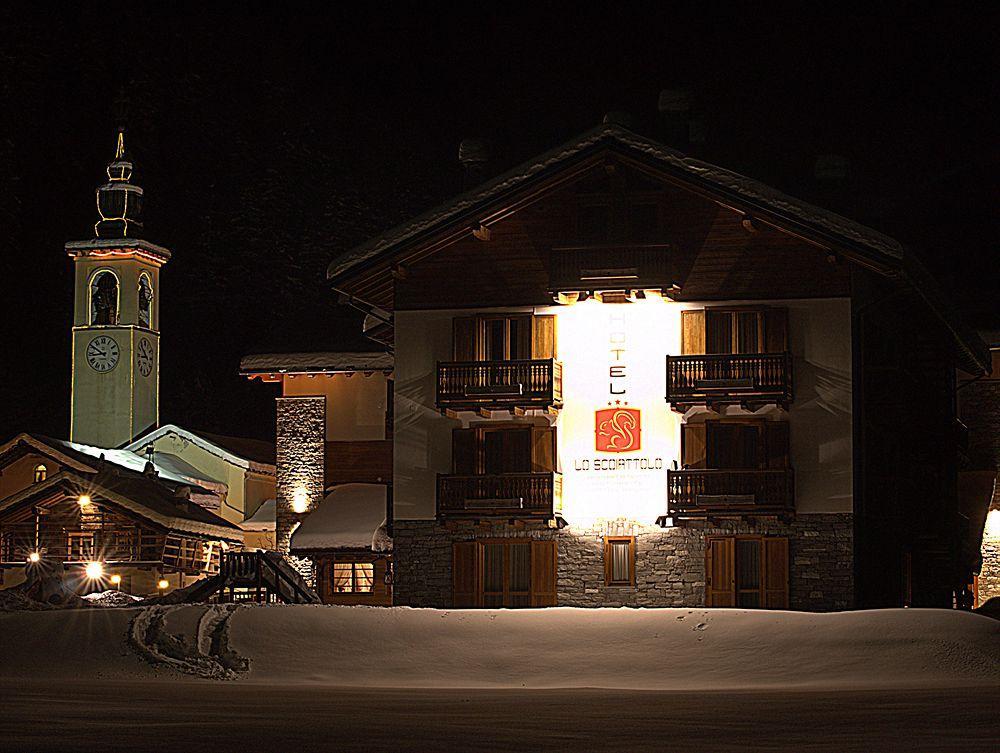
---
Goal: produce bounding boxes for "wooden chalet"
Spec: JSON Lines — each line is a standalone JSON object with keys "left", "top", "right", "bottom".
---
{"left": 250, "top": 121, "right": 990, "bottom": 611}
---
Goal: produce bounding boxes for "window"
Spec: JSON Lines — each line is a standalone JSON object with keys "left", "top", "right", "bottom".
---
{"left": 680, "top": 307, "right": 788, "bottom": 355}
{"left": 137, "top": 274, "right": 153, "bottom": 328}
{"left": 332, "top": 562, "right": 374, "bottom": 593}
{"left": 604, "top": 536, "right": 635, "bottom": 587}
{"left": 705, "top": 536, "right": 788, "bottom": 608}
{"left": 67, "top": 533, "right": 96, "bottom": 561}
{"left": 452, "top": 314, "right": 556, "bottom": 362}
{"left": 33, "top": 464, "right": 47, "bottom": 483}
{"left": 451, "top": 424, "right": 555, "bottom": 476}
{"left": 453, "top": 540, "right": 557, "bottom": 608}
{"left": 90, "top": 270, "right": 119, "bottom": 325}
{"left": 682, "top": 420, "right": 789, "bottom": 470}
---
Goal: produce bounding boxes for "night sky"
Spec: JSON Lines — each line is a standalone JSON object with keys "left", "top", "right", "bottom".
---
{"left": 1, "top": 6, "right": 995, "bottom": 444}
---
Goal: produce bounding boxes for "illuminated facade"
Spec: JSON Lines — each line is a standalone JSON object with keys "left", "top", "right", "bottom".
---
{"left": 254, "top": 123, "right": 991, "bottom": 610}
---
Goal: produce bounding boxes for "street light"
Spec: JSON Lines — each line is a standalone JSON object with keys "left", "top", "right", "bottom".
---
{"left": 110, "top": 574, "right": 122, "bottom": 590}
{"left": 85, "top": 561, "right": 104, "bottom": 580}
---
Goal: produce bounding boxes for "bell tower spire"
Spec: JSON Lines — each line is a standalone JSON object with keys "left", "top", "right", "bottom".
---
{"left": 66, "top": 126, "right": 171, "bottom": 448}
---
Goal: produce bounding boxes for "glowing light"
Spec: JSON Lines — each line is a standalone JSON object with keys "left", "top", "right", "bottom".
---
{"left": 291, "top": 487, "right": 309, "bottom": 514}
{"left": 110, "top": 574, "right": 122, "bottom": 585}
{"left": 85, "top": 561, "right": 104, "bottom": 579}
{"left": 78, "top": 494, "right": 92, "bottom": 508}
{"left": 544, "top": 296, "right": 682, "bottom": 528}
{"left": 27, "top": 552, "right": 40, "bottom": 563}
{"left": 157, "top": 579, "right": 169, "bottom": 590}
{"left": 986, "top": 509, "right": 1000, "bottom": 539}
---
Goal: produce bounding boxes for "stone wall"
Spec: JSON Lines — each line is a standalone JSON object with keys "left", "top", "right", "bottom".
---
{"left": 275, "top": 396, "right": 325, "bottom": 583}
{"left": 979, "top": 538, "right": 1000, "bottom": 605}
{"left": 393, "top": 513, "right": 853, "bottom": 611}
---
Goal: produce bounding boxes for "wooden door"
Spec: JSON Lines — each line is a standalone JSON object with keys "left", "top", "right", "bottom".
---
{"left": 530, "top": 540, "right": 558, "bottom": 606}
{"left": 705, "top": 537, "right": 736, "bottom": 606}
{"left": 763, "top": 538, "right": 790, "bottom": 609}
{"left": 453, "top": 541, "right": 479, "bottom": 607}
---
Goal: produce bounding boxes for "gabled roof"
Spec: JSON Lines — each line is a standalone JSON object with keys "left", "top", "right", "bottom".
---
{"left": 326, "top": 123, "right": 989, "bottom": 375}
{"left": 124, "top": 424, "right": 275, "bottom": 472}
{"left": 0, "top": 433, "right": 221, "bottom": 492}
{"left": 0, "top": 470, "right": 242, "bottom": 541}
{"left": 239, "top": 351, "right": 393, "bottom": 375}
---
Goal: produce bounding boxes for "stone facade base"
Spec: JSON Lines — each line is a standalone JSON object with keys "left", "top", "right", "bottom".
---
{"left": 978, "top": 538, "right": 1000, "bottom": 607}
{"left": 393, "top": 514, "right": 853, "bottom": 611}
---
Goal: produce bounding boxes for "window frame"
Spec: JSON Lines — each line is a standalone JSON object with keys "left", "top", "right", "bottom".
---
{"left": 331, "top": 561, "right": 375, "bottom": 594}
{"left": 604, "top": 535, "right": 636, "bottom": 587}
{"left": 33, "top": 464, "right": 48, "bottom": 484}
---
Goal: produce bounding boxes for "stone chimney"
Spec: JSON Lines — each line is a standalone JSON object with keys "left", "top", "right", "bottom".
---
{"left": 458, "top": 138, "right": 490, "bottom": 188}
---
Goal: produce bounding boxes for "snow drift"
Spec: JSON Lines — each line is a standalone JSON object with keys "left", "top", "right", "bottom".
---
{"left": 1, "top": 605, "right": 996, "bottom": 690}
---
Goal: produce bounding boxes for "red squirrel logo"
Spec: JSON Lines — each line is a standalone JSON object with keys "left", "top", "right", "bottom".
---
{"left": 595, "top": 408, "right": 641, "bottom": 452}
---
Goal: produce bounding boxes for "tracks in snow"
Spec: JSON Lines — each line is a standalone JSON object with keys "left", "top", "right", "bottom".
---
{"left": 128, "top": 604, "right": 250, "bottom": 680}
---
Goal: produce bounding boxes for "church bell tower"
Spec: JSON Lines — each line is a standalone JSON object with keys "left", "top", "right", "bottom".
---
{"left": 68, "top": 131, "right": 170, "bottom": 448}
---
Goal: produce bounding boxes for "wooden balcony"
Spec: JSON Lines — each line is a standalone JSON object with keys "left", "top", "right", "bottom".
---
{"left": 436, "top": 359, "right": 562, "bottom": 412}
{"left": 437, "top": 472, "right": 563, "bottom": 519}
{"left": 667, "top": 468, "right": 795, "bottom": 520}
{"left": 665, "top": 352, "right": 793, "bottom": 410}
{"left": 0, "top": 524, "right": 161, "bottom": 564}
{"left": 549, "top": 244, "right": 673, "bottom": 292}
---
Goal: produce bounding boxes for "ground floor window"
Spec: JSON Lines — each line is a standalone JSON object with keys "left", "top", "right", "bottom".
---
{"left": 332, "top": 562, "right": 375, "bottom": 593}
{"left": 604, "top": 536, "right": 635, "bottom": 587}
{"left": 453, "top": 539, "right": 557, "bottom": 608}
{"left": 705, "top": 536, "right": 788, "bottom": 608}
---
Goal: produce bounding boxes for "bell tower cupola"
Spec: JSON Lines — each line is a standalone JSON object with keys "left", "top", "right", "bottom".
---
{"left": 67, "top": 130, "right": 171, "bottom": 448}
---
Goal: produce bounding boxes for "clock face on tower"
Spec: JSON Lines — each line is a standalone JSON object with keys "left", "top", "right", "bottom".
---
{"left": 86, "top": 335, "right": 120, "bottom": 373}
{"left": 137, "top": 336, "right": 154, "bottom": 377}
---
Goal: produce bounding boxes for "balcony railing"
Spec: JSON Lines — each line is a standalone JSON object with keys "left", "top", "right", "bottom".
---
{"left": 0, "top": 524, "right": 160, "bottom": 564}
{"left": 549, "top": 244, "right": 673, "bottom": 292}
{"left": 667, "top": 468, "right": 795, "bottom": 519}
{"left": 436, "top": 359, "right": 562, "bottom": 411}
{"left": 437, "top": 472, "right": 563, "bottom": 519}
{"left": 666, "top": 352, "right": 793, "bottom": 409}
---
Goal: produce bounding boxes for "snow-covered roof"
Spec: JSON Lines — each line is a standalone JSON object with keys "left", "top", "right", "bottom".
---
{"left": 241, "top": 499, "right": 276, "bottom": 531}
{"left": 290, "top": 484, "right": 391, "bottom": 552}
{"left": 124, "top": 424, "right": 275, "bottom": 474}
{"left": 240, "top": 351, "right": 393, "bottom": 375}
{"left": 325, "top": 122, "right": 989, "bottom": 375}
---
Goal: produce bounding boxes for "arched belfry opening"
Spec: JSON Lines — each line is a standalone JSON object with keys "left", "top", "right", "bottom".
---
{"left": 138, "top": 273, "right": 153, "bottom": 328}
{"left": 90, "top": 269, "right": 119, "bottom": 325}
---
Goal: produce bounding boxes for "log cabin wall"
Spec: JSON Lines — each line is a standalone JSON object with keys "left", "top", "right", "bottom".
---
{"left": 312, "top": 551, "right": 392, "bottom": 606}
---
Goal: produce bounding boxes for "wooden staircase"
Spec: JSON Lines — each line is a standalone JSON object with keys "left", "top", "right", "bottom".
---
{"left": 178, "top": 551, "right": 321, "bottom": 604}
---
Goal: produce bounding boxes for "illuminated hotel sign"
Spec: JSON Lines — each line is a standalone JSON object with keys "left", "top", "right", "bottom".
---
{"left": 553, "top": 299, "right": 682, "bottom": 526}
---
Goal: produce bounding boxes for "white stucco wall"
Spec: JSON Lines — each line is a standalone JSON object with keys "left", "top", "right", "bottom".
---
{"left": 393, "top": 298, "right": 852, "bottom": 522}
{"left": 283, "top": 372, "right": 388, "bottom": 442}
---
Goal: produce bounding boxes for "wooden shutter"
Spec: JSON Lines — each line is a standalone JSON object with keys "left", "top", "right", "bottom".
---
{"left": 705, "top": 537, "right": 736, "bottom": 607}
{"left": 452, "top": 428, "right": 476, "bottom": 474}
{"left": 531, "top": 315, "right": 556, "bottom": 359}
{"left": 681, "top": 423, "right": 707, "bottom": 469}
{"left": 530, "top": 426, "right": 556, "bottom": 472}
{"left": 764, "top": 422, "right": 790, "bottom": 469}
{"left": 680, "top": 309, "right": 705, "bottom": 355}
{"left": 453, "top": 542, "right": 479, "bottom": 608}
{"left": 530, "top": 540, "right": 558, "bottom": 606}
{"left": 705, "top": 310, "right": 733, "bottom": 354}
{"left": 453, "top": 316, "right": 476, "bottom": 360}
{"left": 762, "top": 537, "right": 789, "bottom": 609}
{"left": 503, "top": 428, "right": 532, "bottom": 473}
{"left": 764, "top": 308, "right": 789, "bottom": 353}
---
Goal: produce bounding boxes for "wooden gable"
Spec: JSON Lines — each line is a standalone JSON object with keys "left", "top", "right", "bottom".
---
{"left": 388, "top": 154, "right": 850, "bottom": 311}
